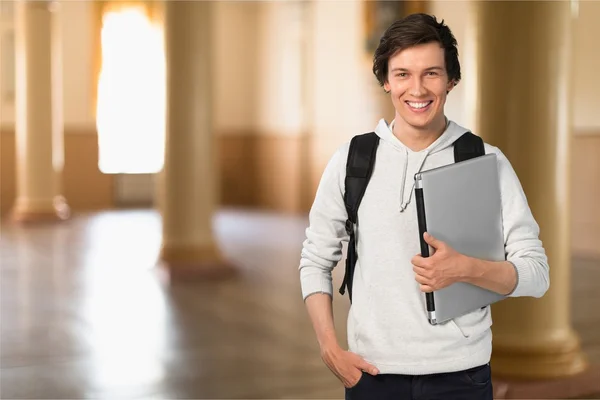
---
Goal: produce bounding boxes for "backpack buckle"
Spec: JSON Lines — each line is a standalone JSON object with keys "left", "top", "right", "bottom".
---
{"left": 345, "top": 219, "right": 354, "bottom": 236}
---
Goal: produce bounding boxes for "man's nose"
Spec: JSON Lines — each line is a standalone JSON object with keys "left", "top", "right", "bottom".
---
{"left": 409, "top": 77, "right": 426, "bottom": 97}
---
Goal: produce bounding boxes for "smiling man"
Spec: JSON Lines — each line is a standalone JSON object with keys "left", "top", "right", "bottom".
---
{"left": 299, "top": 13, "right": 550, "bottom": 400}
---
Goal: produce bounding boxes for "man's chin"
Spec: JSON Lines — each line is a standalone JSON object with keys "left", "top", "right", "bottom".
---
{"left": 398, "top": 116, "right": 434, "bottom": 130}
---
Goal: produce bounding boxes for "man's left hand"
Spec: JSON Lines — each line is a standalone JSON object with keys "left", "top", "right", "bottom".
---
{"left": 411, "top": 232, "right": 468, "bottom": 292}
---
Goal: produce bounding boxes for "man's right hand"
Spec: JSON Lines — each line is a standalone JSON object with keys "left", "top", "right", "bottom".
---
{"left": 320, "top": 345, "right": 379, "bottom": 388}
{"left": 303, "top": 293, "right": 378, "bottom": 388}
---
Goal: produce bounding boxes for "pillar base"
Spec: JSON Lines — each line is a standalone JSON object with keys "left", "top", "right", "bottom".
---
{"left": 492, "top": 364, "right": 600, "bottom": 399}
{"left": 158, "top": 243, "right": 238, "bottom": 282}
{"left": 10, "top": 196, "right": 71, "bottom": 223}
{"left": 491, "top": 329, "right": 588, "bottom": 379}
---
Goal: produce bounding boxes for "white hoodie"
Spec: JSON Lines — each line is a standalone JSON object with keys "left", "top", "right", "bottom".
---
{"left": 299, "top": 118, "right": 549, "bottom": 375}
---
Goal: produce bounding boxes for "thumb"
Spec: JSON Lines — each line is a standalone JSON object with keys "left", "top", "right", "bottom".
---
{"left": 424, "top": 232, "right": 443, "bottom": 249}
{"left": 356, "top": 358, "right": 379, "bottom": 375}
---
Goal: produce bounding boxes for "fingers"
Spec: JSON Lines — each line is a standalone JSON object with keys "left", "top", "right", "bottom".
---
{"left": 414, "top": 273, "right": 429, "bottom": 286}
{"left": 420, "top": 284, "right": 434, "bottom": 292}
{"left": 342, "top": 368, "right": 363, "bottom": 388}
{"left": 329, "top": 351, "right": 378, "bottom": 390}
{"left": 323, "top": 351, "right": 365, "bottom": 388}
{"left": 355, "top": 357, "right": 379, "bottom": 375}
{"left": 411, "top": 254, "right": 428, "bottom": 267}
{"left": 412, "top": 265, "right": 429, "bottom": 276}
{"left": 423, "top": 232, "right": 443, "bottom": 249}
{"left": 413, "top": 261, "right": 433, "bottom": 289}
{"left": 415, "top": 273, "right": 438, "bottom": 291}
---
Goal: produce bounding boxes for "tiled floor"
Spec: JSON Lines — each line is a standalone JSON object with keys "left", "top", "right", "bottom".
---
{"left": 1, "top": 209, "right": 598, "bottom": 399}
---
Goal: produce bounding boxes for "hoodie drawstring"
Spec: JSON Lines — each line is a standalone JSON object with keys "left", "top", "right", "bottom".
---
{"left": 399, "top": 150, "right": 429, "bottom": 212}
{"left": 376, "top": 117, "right": 461, "bottom": 213}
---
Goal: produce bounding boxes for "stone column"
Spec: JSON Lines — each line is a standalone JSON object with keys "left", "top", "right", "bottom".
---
{"left": 11, "top": 0, "right": 69, "bottom": 222}
{"left": 469, "top": 1, "right": 597, "bottom": 395}
{"left": 159, "top": 1, "right": 233, "bottom": 280}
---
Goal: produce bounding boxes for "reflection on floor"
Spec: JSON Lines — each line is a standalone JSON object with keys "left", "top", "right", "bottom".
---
{"left": 1, "top": 209, "right": 599, "bottom": 399}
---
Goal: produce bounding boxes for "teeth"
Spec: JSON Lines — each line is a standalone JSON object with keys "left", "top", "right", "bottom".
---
{"left": 407, "top": 101, "right": 431, "bottom": 109}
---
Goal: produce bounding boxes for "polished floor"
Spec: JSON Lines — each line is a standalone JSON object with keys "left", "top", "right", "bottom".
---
{"left": 1, "top": 209, "right": 599, "bottom": 399}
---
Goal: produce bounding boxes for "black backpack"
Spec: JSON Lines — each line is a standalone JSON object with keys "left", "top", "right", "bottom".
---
{"left": 338, "top": 131, "right": 485, "bottom": 302}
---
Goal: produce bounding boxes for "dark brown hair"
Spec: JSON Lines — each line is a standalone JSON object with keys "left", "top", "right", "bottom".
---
{"left": 372, "top": 13, "right": 461, "bottom": 88}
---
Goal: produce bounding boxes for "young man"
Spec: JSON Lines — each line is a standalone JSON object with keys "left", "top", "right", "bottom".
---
{"left": 298, "top": 13, "right": 550, "bottom": 400}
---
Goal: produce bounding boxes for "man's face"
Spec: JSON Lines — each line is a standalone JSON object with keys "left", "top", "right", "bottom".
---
{"left": 383, "top": 42, "right": 454, "bottom": 130}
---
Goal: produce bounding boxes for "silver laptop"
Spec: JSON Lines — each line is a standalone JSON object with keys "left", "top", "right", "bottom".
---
{"left": 414, "top": 153, "right": 506, "bottom": 325}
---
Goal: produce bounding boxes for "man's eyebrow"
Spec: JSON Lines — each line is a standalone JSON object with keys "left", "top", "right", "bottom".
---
{"left": 390, "top": 66, "right": 444, "bottom": 72}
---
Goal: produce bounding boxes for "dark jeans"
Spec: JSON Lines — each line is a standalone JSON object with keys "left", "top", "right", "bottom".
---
{"left": 345, "top": 363, "right": 493, "bottom": 400}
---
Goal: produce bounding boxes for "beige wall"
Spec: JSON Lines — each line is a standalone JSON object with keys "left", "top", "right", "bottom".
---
{"left": 570, "top": 1, "right": 600, "bottom": 256}
{"left": 212, "top": 1, "right": 309, "bottom": 213}
{"left": 573, "top": 0, "right": 600, "bottom": 132}
{"left": 213, "top": 1, "right": 309, "bottom": 138}
{"left": 256, "top": 1, "right": 306, "bottom": 137}
{"left": 571, "top": 134, "right": 600, "bottom": 258}
{"left": 212, "top": 1, "right": 259, "bottom": 134}
{"left": 61, "top": 1, "right": 96, "bottom": 129}
{"left": 308, "top": 0, "right": 390, "bottom": 138}
{"left": 306, "top": 0, "right": 394, "bottom": 193}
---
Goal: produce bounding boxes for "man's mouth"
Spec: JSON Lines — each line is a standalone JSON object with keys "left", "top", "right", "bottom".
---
{"left": 405, "top": 100, "right": 433, "bottom": 111}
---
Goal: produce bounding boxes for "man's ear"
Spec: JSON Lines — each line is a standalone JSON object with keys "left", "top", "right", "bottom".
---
{"left": 384, "top": 80, "right": 391, "bottom": 94}
{"left": 446, "top": 80, "right": 456, "bottom": 93}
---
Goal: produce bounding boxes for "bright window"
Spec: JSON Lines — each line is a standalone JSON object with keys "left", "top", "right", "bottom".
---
{"left": 96, "top": 6, "right": 165, "bottom": 174}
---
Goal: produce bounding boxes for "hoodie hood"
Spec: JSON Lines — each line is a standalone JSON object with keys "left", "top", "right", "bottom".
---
{"left": 373, "top": 118, "right": 471, "bottom": 212}
{"left": 374, "top": 117, "right": 470, "bottom": 155}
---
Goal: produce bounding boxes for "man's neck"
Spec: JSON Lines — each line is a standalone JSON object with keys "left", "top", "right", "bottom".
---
{"left": 392, "top": 116, "right": 448, "bottom": 152}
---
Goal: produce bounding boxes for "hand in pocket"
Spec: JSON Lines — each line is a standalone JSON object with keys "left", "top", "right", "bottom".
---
{"left": 321, "top": 346, "right": 379, "bottom": 388}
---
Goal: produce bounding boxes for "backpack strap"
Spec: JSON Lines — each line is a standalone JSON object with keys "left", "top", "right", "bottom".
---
{"left": 453, "top": 131, "right": 485, "bottom": 309}
{"left": 339, "top": 132, "right": 380, "bottom": 302}
{"left": 454, "top": 131, "right": 485, "bottom": 162}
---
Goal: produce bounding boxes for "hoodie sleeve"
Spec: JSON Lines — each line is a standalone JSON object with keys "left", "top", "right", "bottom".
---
{"left": 299, "top": 144, "right": 350, "bottom": 300}
{"left": 493, "top": 147, "right": 550, "bottom": 298}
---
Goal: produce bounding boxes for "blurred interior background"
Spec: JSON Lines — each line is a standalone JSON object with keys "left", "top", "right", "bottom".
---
{"left": 0, "top": 0, "right": 598, "bottom": 399}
